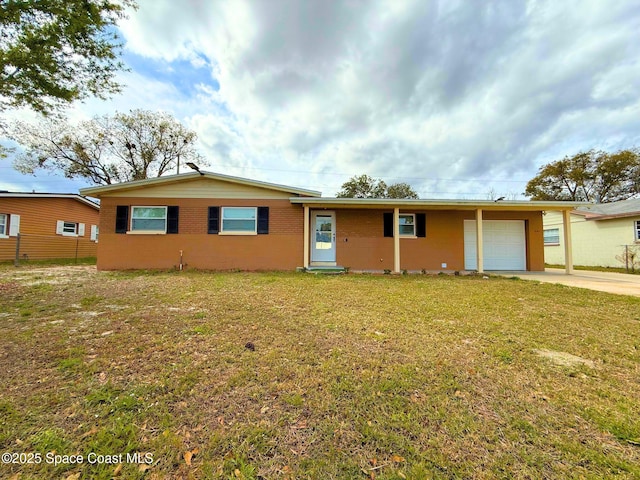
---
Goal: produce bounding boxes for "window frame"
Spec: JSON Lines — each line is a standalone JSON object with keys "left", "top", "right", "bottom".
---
{"left": 544, "top": 228, "right": 560, "bottom": 246}
{"left": 220, "top": 206, "right": 258, "bottom": 235}
{"left": 61, "top": 221, "right": 78, "bottom": 236}
{"left": 130, "top": 206, "right": 168, "bottom": 233}
{"left": 635, "top": 220, "right": 640, "bottom": 242}
{"left": 0, "top": 213, "right": 7, "bottom": 237}
{"left": 398, "top": 213, "right": 416, "bottom": 237}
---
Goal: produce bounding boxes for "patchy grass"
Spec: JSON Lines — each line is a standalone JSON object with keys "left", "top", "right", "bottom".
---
{"left": 0, "top": 266, "right": 639, "bottom": 479}
{"left": 0, "top": 257, "right": 97, "bottom": 267}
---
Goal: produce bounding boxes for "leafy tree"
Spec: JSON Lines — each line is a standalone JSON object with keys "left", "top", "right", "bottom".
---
{"left": 386, "top": 182, "right": 420, "bottom": 199}
{"left": 10, "top": 109, "right": 204, "bottom": 185}
{"left": 0, "top": 0, "right": 135, "bottom": 115}
{"left": 524, "top": 149, "right": 640, "bottom": 203}
{"left": 336, "top": 174, "right": 419, "bottom": 199}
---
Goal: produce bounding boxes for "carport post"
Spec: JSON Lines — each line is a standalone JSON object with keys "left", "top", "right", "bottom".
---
{"left": 562, "top": 209, "right": 574, "bottom": 274}
{"left": 393, "top": 207, "right": 400, "bottom": 273}
{"left": 475, "top": 209, "right": 484, "bottom": 273}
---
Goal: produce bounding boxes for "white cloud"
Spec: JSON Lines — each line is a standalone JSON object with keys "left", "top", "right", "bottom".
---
{"left": 5, "top": 0, "right": 640, "bottom": 198}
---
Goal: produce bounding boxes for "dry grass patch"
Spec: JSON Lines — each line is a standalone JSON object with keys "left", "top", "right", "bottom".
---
{"left": 0, "top": 266, "right": 639, "bottom": 479}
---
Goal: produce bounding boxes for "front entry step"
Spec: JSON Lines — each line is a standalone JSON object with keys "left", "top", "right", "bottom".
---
{"left": 303, "top": 266, "right": 347, "bottom": 274}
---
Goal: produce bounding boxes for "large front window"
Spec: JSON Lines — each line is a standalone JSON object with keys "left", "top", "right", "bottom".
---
{"left": 635, "top": 220, "right": 640, "bottom": 242}
{"left": 131, "top": 207, "right": 167, "bottom": 232}
{"left": 0, "top": 214, "right": 6, "bottom": 236}
{"left": 221, "top": 207, "right": 257, "bottom": 233}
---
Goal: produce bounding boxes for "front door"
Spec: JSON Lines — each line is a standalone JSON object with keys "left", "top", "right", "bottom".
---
{"left": 311, "top": 211, "right": 336, "bottom": 263}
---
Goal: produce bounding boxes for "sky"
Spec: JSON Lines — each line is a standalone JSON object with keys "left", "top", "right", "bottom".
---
{"left": 1, "top": 0, "right": 640, "bottom": 199}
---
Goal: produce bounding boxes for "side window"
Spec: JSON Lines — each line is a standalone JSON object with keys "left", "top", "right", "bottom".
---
{"left": 56, "top": 221, "right": 85, "bottom": 236}
{"left": 544, "top": 228, "right": 560, "bottom": 245}
{"left": 0, "top": 214, "right": 7, "bottom": 236}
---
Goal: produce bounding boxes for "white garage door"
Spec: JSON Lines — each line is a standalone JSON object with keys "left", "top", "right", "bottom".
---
{"left": 464, "top": 220, "right": 526, "bottom": 270}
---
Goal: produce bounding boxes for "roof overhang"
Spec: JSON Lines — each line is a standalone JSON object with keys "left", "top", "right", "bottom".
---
{"left": 0, "top": 192, "right": 100, "bottom": 210}
{"left": 577, "top": 210, "right": 640, "bottom": 221}
{"left": 289, "top": 197, "right": 590, "bottom": 211}
{"left": 79, "top": 171, "right": 322, "bottom": 198}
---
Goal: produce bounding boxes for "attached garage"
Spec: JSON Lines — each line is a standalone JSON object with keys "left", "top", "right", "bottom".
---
{"left": 464, "top": 220, "right": 526, "bottom": 271}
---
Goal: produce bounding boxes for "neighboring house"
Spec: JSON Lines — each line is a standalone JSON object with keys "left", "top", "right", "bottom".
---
{"left": 544, "top": 198, "right": 640, "bottom": 269}
{"left": 0, "top": 193, "right": 100, "bottom": 261}
{"left": 80, "top": 171, "right": 582, "bottom": 273}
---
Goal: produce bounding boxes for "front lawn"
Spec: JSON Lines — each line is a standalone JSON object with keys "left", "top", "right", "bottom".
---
{"left": 1, "top": 267, "right": 639, "bottom": 479}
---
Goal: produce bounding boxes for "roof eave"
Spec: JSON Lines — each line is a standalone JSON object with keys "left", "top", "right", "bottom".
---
{"left": 79, "top": 171, "right": 321, "bottom": 198}
{"left": 0, "top": 192, "right": 100, "bottom": 210}
{"left": 583, "top": 211, "right": 640, "bottom": 221}
{"left": 288, "top": 197, "right": 589, "bottom": 210}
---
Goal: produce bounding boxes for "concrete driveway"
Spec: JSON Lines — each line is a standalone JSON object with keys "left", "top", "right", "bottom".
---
{"left": 498, "top": 268, "right": 640, "bottom": 297}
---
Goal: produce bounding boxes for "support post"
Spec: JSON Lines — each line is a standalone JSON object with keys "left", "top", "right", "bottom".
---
{"left": 303, "top": 206, "right": 310, "bottom": 269}
{"left": 475, "top": 209, "right": 484, "bottom": 273}
{"left": 14, "top": 233, "right": 20, "bottom": 267}
{"left": 562, "top": 209, "right": 574, "bottom": 274}
{"left": 394, "top": 208, "right": 400, "bottom": 273}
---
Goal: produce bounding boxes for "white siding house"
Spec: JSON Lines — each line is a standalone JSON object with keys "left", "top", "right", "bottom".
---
{"left": 544, "top": 198, "right": 640, "bottom": 268}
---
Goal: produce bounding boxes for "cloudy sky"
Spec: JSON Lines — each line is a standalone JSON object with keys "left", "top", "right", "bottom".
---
{"left": 2, "top": 0, "right": 640, "bottom": 198}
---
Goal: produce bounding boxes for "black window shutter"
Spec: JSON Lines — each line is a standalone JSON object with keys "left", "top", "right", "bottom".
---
{"left": 115, "top": 205, "right": 129, "bottom": 234}
{"left": 167, "top": 206, "right": 179, "bottom": 233}
{"left": 383, "top": 212, "right": 393, "bottom": 237}
{"left": 416, "top": 213, "right": 426, "bottom": 237}
{"left": 208, "top": 207, "right": 220, "bottom": 234}
{"left": 257, "top": 207, "right": 269, "bottom": 234}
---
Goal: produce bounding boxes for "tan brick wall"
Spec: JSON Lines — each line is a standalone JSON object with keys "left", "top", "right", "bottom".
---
{"left": 334, "top": 209, "right": 544, "bottom": 272}
{"left": 96, "top": 198, "right": 545, "bottom": 272}
{"left": 97, "top": 197, "right": 304, "bottom": 270}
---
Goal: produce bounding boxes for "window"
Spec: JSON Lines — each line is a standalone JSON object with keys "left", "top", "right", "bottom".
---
{"left": 57, "top": 220, "right": 84, "bottom": 236}
{"left": 63, "top": 222, "right": 78, "bottom": 235}
{"left": 90, "top": 225, "right": 99, "bottom": 242}
{"left": 383, "top": 212, "right": 426, "bottom": 238}
{"left": 544, "top": 228, "right": 560, "bottom": 245}
{"left": 131, "top": 206, "right": 167, "bottom": 232}
{"left": 221, "top": 207, "right": 257, "bottom": 233}
{"left": 399, "top": 214, "right": 416, "bottom": 236}
{"left": 635, "top": 220, "right": 640, "bottom": 242}
{"left": 0, "top": 214, "right": 6, "bottom": 236}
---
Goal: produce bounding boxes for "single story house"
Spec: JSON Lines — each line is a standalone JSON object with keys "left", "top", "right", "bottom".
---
{"left": 544, "top": 198, "right": 640, "bottom": 269}
{"left": 80, "top": 172, "right": 583, "bottom": 273}
{"left": 0, "top": 192, "right": 100, "bottom": 261}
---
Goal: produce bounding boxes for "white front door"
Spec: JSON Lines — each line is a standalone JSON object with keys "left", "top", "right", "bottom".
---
{"left": 311, "top": 211, "right": 336, "bottom": 263}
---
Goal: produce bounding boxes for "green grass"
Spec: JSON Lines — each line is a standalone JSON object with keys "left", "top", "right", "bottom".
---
{"left": 0, "top": 267, "right": 639, "bottom": 478}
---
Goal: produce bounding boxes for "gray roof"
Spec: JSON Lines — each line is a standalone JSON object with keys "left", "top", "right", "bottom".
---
{"left": 576, "top": 197, "right": 640, "bottom": 218}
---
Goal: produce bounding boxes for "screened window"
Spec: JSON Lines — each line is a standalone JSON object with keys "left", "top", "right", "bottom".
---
{"left": 0, "top": 214, "right": 6, "bottom": 236}
{"left": 131, "top": 207, "right": 167, "bottom": 232}
{"left": 221, "top": 207, "right": 257, "bottom": 233}
{"left": 635, "top": 220, "right": 640, "bottom": 242}
{"left": 399, "top": 214, "right": 416, "bottom": 236}
{"left": 544, "top": 228, "right": 560, "bottom": 245}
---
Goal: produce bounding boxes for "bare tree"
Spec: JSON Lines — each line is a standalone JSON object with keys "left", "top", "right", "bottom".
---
{"left": 10, "top": 109, "right": 204, "bottom": 185}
